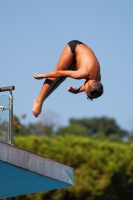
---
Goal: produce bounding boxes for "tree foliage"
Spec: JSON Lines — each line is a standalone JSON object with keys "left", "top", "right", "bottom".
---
{"left": 68, "top": 117, "right": 128, "bottom": 136}
{"left": 56, "top": 117, "right": 129, "bottom": 141}
{"left": 13, "top": 115, "right": 129, "bottom": 141}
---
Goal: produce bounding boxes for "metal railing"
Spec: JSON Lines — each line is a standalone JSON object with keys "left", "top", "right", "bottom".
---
{"left": 0, "top": 86, "right": 15, "bottom": 144}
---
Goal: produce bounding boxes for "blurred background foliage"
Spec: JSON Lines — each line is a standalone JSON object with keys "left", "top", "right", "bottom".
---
{"left": 4, "top": 115, "right": 133, "bottom": 200}
{"left": 13, "top": 114, "right": 130, "bottom": 141}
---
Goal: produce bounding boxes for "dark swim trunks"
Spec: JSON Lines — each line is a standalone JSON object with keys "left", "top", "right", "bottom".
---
{"left": 68, "top": 40, "right": 83, "bottom": 54}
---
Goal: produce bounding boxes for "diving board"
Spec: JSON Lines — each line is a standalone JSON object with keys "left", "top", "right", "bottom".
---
{"left": 0, "top": 141, "right": 74, "bottom": 198}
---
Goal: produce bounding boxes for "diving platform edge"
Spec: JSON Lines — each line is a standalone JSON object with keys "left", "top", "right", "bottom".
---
{"left": 0, "top": 141, "right": 74, "bottom": 198}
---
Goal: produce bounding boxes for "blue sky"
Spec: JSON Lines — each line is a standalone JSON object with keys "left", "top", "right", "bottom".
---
{"left": 0, "top": 1, "right": 133, "bottom": 131}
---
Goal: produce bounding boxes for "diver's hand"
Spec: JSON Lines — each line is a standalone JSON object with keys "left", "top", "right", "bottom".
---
{"left": 68, "top": 85, "right": 77, "bottom": 94}
{"left": 33, "top": 73, "right": 45, "bottom": 79}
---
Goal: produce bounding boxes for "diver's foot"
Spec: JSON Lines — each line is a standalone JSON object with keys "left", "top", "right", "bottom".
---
{"left": 32, "top": 98, "right": 43, "bottom": 117}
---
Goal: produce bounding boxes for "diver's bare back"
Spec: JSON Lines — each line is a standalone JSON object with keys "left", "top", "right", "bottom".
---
{"left": 75, "top": 44, "right": 101, "bottom": 81}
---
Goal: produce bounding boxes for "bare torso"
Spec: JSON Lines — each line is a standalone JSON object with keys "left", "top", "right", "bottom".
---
{"left": 74, "top": 44, "right": 101, "bottom": 81}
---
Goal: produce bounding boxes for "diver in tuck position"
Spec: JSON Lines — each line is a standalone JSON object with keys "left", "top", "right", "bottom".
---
{"left": 32, "top": 40, "right": 104, "bottom": 117}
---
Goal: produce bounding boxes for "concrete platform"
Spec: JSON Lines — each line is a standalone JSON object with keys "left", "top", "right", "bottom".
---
{"left": 0, "top": 141, "right": 74, "bottom": 198}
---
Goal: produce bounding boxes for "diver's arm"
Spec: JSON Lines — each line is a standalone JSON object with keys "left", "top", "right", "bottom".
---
{"left": 68, "top": 85, "right": 85, "bottom": 94}
{"left": 34, "top": 70, "right": 86, "bottom": 80}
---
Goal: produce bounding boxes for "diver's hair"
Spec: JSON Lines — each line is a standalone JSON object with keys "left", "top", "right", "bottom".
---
{"left": 87, "top": 81, "right": 104, "bottom": 100}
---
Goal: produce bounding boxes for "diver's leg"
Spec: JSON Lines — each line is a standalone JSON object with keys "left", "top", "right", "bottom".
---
{"left": 32, "top": 44, "right": 75, "bottom": 117}
{"left": 44, "top": 56, "right": 76, "bottom": 99}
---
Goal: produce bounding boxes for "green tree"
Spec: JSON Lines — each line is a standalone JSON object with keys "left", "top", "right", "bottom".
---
{"left": 13, "top": 114, "right": 55, "bottom": 137}
{"left": 56, "top": 123, "right": 88, "bottom": 136}
{"left": 13, "top": 115, "right": 31, "bottom": 136}
{"left": 68, "top": 117, "right": 129, "bottom": 139}
{"left": 27, "top": 122, "right": 54, "bottom": 137}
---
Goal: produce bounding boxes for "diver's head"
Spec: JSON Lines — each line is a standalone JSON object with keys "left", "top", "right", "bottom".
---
{"left": 85, "top": 80, "right": 104, "bottom": 100}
